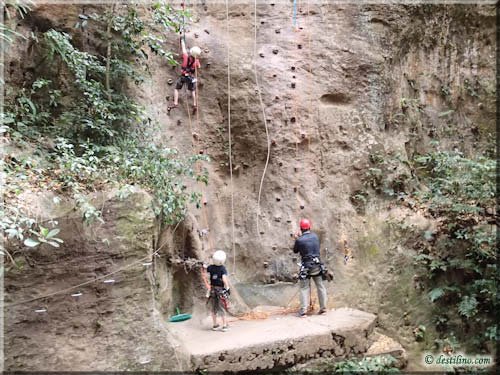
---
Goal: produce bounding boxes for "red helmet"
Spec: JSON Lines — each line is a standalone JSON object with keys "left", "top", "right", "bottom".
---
{"left": 300, "top": 219, "right": 311, "bottom": 231}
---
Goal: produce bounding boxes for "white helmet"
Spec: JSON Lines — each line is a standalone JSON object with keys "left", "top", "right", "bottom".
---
{"left": 212, "top": 250, "right": 226, "bottom": 266}
{"left": 190, "top": 46, "right": 201, "bottom": 57}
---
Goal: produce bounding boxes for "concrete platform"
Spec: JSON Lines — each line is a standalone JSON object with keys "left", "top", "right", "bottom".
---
{"left": 167, "top": 307, "right": 377, "bottom": 371}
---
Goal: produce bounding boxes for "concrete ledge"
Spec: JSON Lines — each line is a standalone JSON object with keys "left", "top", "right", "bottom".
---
{"left": 168, "top": 307, "right": 377, "bottom": 371}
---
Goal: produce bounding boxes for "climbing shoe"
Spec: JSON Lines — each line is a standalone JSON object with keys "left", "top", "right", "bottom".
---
{"left": 318, "top": 308, "right": 327, "bottom": 315}
{"left": 212, "top": 324, "right": 220, "bottom": 331}
{"left": 167, "top": 104, "right": 178, "bottom": 114}
{"left": 297, "top": 311, "right": 307, "bottom": 318}
{"left": 221, "top": 325, "right": 229, "bottom": 332}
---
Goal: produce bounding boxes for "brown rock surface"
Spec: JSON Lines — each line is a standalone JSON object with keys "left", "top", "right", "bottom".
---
{"left": 3, "top": 1, "right": 496, "bottom": 371}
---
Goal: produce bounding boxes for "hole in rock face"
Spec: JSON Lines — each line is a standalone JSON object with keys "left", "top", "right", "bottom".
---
{"left": 320, "top": 93, "right": 350, "bottom": 104}
{"left": 154, "top": 220, "right": 203, "bottom": 317}
{"left": 171, "top": 268, "right": 196, "bottom": 313}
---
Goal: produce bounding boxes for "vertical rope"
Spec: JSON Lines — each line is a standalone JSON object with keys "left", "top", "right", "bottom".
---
{"left": 292, "top": 0, "right": 297, "bottom": 28}
{"left": 254, "top": 0, "right": 271, "bottom": 238}
{"left": 226, "top": 0, "right": 236, "bottom": 275}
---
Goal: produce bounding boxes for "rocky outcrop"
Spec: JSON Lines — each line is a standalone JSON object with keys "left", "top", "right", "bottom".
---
{"left": 3, "top": 1, "right": 495, "bottom": 371}
{"left": 4, "top": 189, "right": 187, "bottom": 370}
{"left": 169, "top": 307, "right": 381, "bottom": 372}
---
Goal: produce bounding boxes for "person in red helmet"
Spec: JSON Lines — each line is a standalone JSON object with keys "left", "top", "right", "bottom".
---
{"left": 293, "top": 218, "right": 328, "bottom": 317}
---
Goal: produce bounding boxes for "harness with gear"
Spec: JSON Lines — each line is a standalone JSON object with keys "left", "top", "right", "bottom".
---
{"left": 298, "top": 256, "right": 333, "bottom": 281}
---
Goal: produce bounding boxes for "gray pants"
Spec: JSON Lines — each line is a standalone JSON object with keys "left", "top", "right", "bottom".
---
{"left": 299, "top": 275, "right": 327, "bottom": 314}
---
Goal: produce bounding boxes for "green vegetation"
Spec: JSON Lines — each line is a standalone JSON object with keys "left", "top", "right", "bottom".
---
{"left": 334, "top": 355, "right": 399, "bottom": 373}
{"left": 364, "top": 144, "right": 496, "bottom": 352}
{"left": 410, "top": 150, "right": 496, "bottom": 350}
{"left": 2, "top": 2, "right": 206, "bottom": 260}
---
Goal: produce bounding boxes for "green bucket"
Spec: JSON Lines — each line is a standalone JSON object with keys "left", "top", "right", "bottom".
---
{"left": 169, "top": 307, "right": 192, "bottom": 322}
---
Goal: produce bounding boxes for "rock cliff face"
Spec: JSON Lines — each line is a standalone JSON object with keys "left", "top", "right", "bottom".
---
{"left": 4, "top": 1, "right": 496, "bottom": 371}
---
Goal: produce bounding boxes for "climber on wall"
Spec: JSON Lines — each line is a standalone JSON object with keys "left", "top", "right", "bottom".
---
{"left": 292, "top": 218, "right": 331, "bottom": 317}
{"left": 168, "top": 36, "right": 201, "bottom": 114}
{"left": 205, "top": 250, "right": 231, "bottom": 332}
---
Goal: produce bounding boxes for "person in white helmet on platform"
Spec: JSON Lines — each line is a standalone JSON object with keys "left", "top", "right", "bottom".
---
{"left": 205, "top": 250, "right": 230, "bottom": 332}
{"left": 168, "top": 36, "right": 201, "bottom": 114}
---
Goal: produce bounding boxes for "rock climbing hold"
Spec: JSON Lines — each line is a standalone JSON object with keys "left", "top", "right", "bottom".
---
{"left": 271, "top": 3, "right": 275, "bottom": 6}
{"left": 275, "top": 96, "right": 280, "bottom": 100}
{"left": 259, "top": 52, "right": 265, "bottom": 58}
{"left": 275, "top": 29, "right": 280, "bottom": 34}
{"left": 299, "top": 26, "right": 304, "bottom": 30}
{"left": 290, "top": 117, "right": 296, "bottom": 123}
{"left": 199, "top": 150, "right": 204, "bottom": 155}
{"left": 167, "top": 79, "right": 174, "bottom": 85}
{"left": 203, "top": 199, "right": 208, "bottom": 205}
{"left": 278, "top": 161, "right": 283, "bottom": 167}
{"left": 260, "top": 21, "right": 265, "bottom": 25}
{"left": 301, "top": 132, "right": 306, "bottom": 139}
{"left": 204, "top": 29, "right": 210, "bottom": 34}
{"left": 206, "top": 62, "right": 211, "bottom": 67}
{"left": 271, "top": 245, "right": 277, "bottom": 250}
{"left": 274, "top": 217, "right": 281, "bottom": 222}
{"left": 263, "top": 261, "right": 269, "bottom": 268}
{"left": 300, "top": 205, "right": 305, "bottom": 209}
{"left": 298, "top": 44, "right": 302, "bottom": 49}
{"left": 287, "top": 219, "right": 292, "bottom": 223}
{"left": 291, "top": 66, "right": 295, "bottom": 71}
{"left": 292, "top": 75, "right": 296, "bottom": 79}
{"left": 276, "top": 197, "right": 281, "bottom": 202}
{"left": 177, "top": 120, "right": 182, "bottom": 126}
{"left": 260, "top": 231, "right": 265, "bottom": 235}
{"left": 293, "top": 187, "right": 298, "bottom": 192}
{"left": 194, "top": 33, "right": 199, "bottom": 38}
{"left": 192, "top": 132, "right": 199, "bottom": 140}
{"left": 271, "top": 139, "right": 277, "bottom": 146}
{"left": 291, "top": 82, "right": 296, "bottom": 89}
{"left": 272, "top": 49, "right": 279, "bottom": 54}
{"left": 273, "top": 74, "right": 277, "bottom": 78}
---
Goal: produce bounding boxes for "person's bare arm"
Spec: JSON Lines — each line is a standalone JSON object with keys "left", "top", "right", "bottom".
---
{"left": 181, "top": 38, "right": 187, "bottom": 55}
{"left": 222, "top": 274, "right": 229, "bottom": 290}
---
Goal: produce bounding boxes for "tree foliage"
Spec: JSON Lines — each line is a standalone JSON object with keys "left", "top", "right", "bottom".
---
{"left": 2, "top": 2, "right": 205, "bottom": 257}
{"left": 411, "top": 150, "right": 497, "bottom": 348}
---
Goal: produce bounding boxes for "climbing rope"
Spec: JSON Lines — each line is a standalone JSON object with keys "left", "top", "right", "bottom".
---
{"left": 225, "top": 0, "right": 237, "bottom": 276}
{"left": 254, "top": 0, "right": 272, "bottom": 238}
{"left": 5, "top": 221, "right": 182, "bottom": 308}
{"left": 178, "top": 1, "right": 218, "bottom": 262}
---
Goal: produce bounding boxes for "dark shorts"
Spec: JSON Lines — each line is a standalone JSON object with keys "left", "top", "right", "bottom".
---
{"left": 207, "top": 287, "right": 228, "bottom": 316}
{"left": 176, "top": 75, "right": 196, "bottom": 91}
